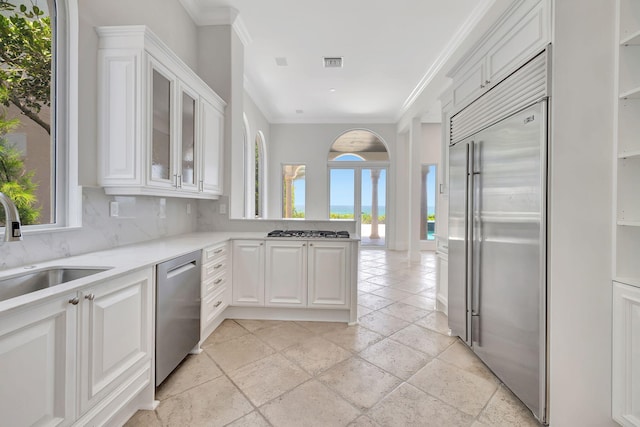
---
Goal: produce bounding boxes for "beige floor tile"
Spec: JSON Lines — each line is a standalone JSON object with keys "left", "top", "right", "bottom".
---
{"left": 365, "top": 275, "right": 401, "bottom": 286}
{"left": 409, "top": 359, "right": 498, "bottom": 416}
{"left": 322, "top": 324, "right": 384, "bottom": 353}
{"left": 348, "top": 415, "right": 381, "bottom": 427}
{"left": 205, "top": 333, "right": 275, "bottom": 373}
{"left": 363, "top": 267, "right": 390, "bottom": 276}
{"left": 368, "top": 383, "right": 474, "bottom": 427}
{"left": 155, "top": 353, "right": 223, "bottom": 400}
{"left": 360, "top": 338, "right": 431, "bottom": 380}
{"left": 390, "top": 324, "right": 456, "bottom": 357}
{"left": 358, "top": 281, "right": 384, "bottom": 293}
{"left": 202, "top": 319, "right": 249, "bottom": 346}
{"left": 259, "top": 380, "right": 360, "bottom": 427}
{"left": 369, "top": 287, "right": 415, "bottom": 301}
{"left": 295, "top": 320, "right": 348, "bottom": 334}
{"left": 478, "top": 384, "right": 542, "bottom": 426}
{"left": 226, "top": 411, "right": 271, "bottom": 427}
{"left": 379, "top": 302, "right": 431, "bottom": 322}
{"left": 155, "top": 376, "right": 253, "bottom": 427}
{"left": 124, "top": 410, "right": 161, "bottom": 427}
{"left": 415, "top": 311, "right": 450, "bottom": 335}
{"left": 282, "top": 336, "right": 352, "bottom": 375}
{"left": 253, "top": 322, "right": 315, "bottom": 350}
{"left": 234, "top": 318, "right": 285, "bottom": 332}
{"left": 400, "top": 295, "right": 437, "bottom": 311}
{"left": 358, "top": 311, "right": 410, "bottom": 336}
{"left": 472, "top": 422, "right": 492, "bottom": 427}
{"left": 437, "top": 341, "right": 499, "bottom": 383}
{"left": 358, "top": 293, "right": 395, "bottom": 310}
{"left": 388, "top": 281, "right": 428, "bottom": 294}
{"left": 228, "top": 353, "right": 311, "bottom": 406}
{"left": 319, "top": 357, "right": 402, "bottom": 409}
{"left": 357, "top": 305, "right": 373, "bottom": 318}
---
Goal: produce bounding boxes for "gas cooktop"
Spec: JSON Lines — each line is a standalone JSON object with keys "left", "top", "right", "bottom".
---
{"left": 266, "top": 230, "right": 350, "bottom": 239}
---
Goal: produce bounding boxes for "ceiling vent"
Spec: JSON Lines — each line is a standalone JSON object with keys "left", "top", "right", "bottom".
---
{"left": 323, "top": 57, "right": 343, "bottom": 68}
{"left": 275, "top": 57, "right": 288, "bottom": 66}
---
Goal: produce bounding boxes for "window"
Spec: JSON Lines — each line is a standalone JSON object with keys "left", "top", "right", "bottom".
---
{"left": 244, "top": 122, "right": 266, "bottom": 219}
{"left": 0, "top": 0, "right": 79, "bottom": 231}
{"left": 254, "top": 133, "right": 264, "bottom": 218}
{"left": 282, "top": 164, "right": 305, "bottom": 218}
{"left": 420, "top": 164, "right": 437, "bottom": 241}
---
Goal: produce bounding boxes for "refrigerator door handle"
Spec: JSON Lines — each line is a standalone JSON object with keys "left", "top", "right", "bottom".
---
{"left": 471, "top": 140, "right": 482, "bottom": 346}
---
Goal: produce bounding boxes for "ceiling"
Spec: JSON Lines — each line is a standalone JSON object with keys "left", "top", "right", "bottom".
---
{"left": 180, "top": 0, "right": 492, "bottom": 124}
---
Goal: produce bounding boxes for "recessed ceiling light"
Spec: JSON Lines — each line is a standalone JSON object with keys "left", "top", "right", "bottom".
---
{"left": 329, "top": 88, "right": 336, "bottom": 93}
{"left": 275, "top": 57, "right": 288, "bottom": 66}
{"left": 296, "top": 109, "right": 304, "bottom": 114}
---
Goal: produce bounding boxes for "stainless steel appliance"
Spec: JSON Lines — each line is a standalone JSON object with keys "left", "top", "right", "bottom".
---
{"left": 156, "top": 250, "right": 201, "bottom": 385}
{"left": 448, "top": 51, "right": 549, "bottom": 423}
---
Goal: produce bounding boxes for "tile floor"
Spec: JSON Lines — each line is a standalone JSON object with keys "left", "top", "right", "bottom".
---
{"left": 125, "top": 250, "right": 541, "bottom": 427}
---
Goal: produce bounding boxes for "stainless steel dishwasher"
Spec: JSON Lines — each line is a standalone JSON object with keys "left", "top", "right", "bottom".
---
{"left": 156, "top": 250, "right": 201, "bottom": 386}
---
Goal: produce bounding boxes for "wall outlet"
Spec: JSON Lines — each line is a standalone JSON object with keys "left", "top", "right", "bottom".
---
{"left": 219, "top": 203, "right": 227, "bottom": 214}
{"left": 109, "top": 201, "right": 119, "bottom": 217}
{"left": 159, "top": 198, "right": 166, "bottom": 219}
{"left": 186, "top": 203, "right": 191, "bottom": 215}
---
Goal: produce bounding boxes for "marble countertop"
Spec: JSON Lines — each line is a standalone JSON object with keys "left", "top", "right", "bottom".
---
{"left": 0, "top": 231, "right": 360, "bottom": 314}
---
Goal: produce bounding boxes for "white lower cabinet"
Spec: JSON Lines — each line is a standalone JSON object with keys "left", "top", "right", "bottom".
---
{"left": 613, "top": 281, "right": 640, "bottom": 426}
{"left": 307, "top": 241, "right": 349, "bottom": 308}
{"left": 201, "top": 242, "right": 230, "bottom": 340}
{"left": 0, "top": 268, "right": 153, "bottom": 427}
{"left": 0, "top": 293, "right": 77, "bottom": 427}
{"left": 232, "top": 240, "right": 265, "bottom": 306}
{"left": 265, "top": 240, "right": 307, "bottom": 306}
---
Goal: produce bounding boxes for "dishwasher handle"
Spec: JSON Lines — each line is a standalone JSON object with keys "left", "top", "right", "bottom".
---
{"left": 166, "top": 260, "right": 197, "bottom": 278}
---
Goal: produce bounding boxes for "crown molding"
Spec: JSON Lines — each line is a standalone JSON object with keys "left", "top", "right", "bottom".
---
{"left": 395, "top": 0, "right": 497, "bottom": 122}
{"left": 178, "top": 1, "right": 252, "bottom": 46}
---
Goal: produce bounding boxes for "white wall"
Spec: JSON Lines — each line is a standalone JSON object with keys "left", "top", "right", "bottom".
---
{"left": 267, "top": 124, "right": 397, "bottom": 220}
{"left": 548, "top": 1, "right": 615, "bottom": 425}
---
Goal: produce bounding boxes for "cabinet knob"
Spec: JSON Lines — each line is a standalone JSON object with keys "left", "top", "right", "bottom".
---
{"left": 485, "top": 79, "right": 490, "bottom": 85}
{"left": 260, "top": 242, "right": 263, "bottom": 246}
{"left": 85, "top": 294, "right": 95, "bottom": 301}
{"left": 309, "top": 243, "right": 313, "bottom": 247}
{"left": 69, "top": 297, "right": 79, "bottom": 305}
{"left": 302, "top": 243, "right": 306, "bottom": 247}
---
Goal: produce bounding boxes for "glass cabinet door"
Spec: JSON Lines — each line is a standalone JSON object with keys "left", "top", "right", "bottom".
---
{"left": 180, "top": 91, "right": 196, "bottom": 188}
{"left": 151, "top": 69, "right": 172, "bottom": 183}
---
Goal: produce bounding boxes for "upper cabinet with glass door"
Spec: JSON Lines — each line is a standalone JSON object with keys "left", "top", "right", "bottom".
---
{"left": 96, "top": 26, "right": 226, "bottom": 199}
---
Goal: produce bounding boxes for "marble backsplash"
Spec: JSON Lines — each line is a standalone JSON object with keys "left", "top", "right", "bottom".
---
{"left": 0, "top": 187, "right": 197, "bottom": 269}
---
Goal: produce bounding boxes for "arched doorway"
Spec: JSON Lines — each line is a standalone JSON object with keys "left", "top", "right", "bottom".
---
{"left": 328, "top": 130, "right": 390, "bottom": 247}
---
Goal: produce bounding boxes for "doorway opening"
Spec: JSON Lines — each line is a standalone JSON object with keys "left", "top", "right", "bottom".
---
{"left": 328, "top": 130, "right": 390, "bottom": 247}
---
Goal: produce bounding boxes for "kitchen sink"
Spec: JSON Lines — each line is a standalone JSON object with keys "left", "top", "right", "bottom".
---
{"left": 0, "top": 267, "right": 112, "bottom": 302}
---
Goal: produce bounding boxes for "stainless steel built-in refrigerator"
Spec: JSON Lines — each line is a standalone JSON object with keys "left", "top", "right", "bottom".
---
{"left": 448, "top": 51, "right": 549, "bottom": 424}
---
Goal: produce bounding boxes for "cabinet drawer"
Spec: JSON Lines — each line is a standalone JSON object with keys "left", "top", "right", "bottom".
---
{"left": 203, "top": 270, "right": 227, "bottom": 295}
{"left": 203, "top": 243, "right": 228, "bottom": 263}
{"left": 203, "top": 256, "right": 227, "bottom": 280}
{"left": 202, "top": 286, "right": 227, "bottom": 326}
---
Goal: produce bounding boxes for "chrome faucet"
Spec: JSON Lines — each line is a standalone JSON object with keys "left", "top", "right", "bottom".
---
{"left": 0, "top": 191, "right": 23, "bottom": 242}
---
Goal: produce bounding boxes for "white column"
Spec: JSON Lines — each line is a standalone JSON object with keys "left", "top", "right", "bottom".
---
{"left": 408, "top": 118, "right": 422, "bottom": 263}
{"left": 370, "top": 168, "right": 381, "bottom": 239}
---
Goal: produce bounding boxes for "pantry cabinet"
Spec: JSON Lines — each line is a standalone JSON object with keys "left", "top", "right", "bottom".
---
{"left": 97, "top": 26, "right": 225, "bottom": 199}
{"left": 0, "top": 269, "right": 153, "bottom": 427}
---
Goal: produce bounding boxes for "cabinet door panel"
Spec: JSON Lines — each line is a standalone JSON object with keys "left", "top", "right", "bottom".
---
{"left": 180, "top": 89, "right": 198, "bottom": 190}
{"left": 265, "top": 241, "right": 307, "bottom": 306}
{"left": 308, "top": 242, "right": 349, "bottom": 308}
{"left": 80, "top": 269, "right": 152, "bottom": 413}
{"left": 200, "top": 99, "right": 224, "bottom": 194}
{"left": 452, "top": 61, "right": 485, "bottom": 110}
{"left": 232, "top": 240, "right": 265, "bottom": 305}
{"left": 613, "top": 282, "right": 640, "bottom": 425}
{"left": 0, "top": 295, "right": 76, "bottom": 427}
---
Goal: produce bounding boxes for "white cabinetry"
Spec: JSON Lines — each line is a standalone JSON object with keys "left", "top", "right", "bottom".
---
{"left": 201, "top": 242, "right": 230, "bottom": 340}
{"left": 613, "top": 281, "right": 640, "bottom": 426}
{"left": 448, "top": 0, "right": 550, "bottom": 111}
{"left": 307, "top": 241, "right": 350, "bottom": 309}
{"left": 77, "top": 269, "right": 152, "bottom": 422}
{"left": 613, "top": 2, "right": 640, "bottom": 426}
{"left": 265, "top": 241, "right": 307, "bottom": 307}
{"left": 0, "top": 293, "right": 77, "bottom": 427}
{"left": 0, "top": 269, "right": 153, "bottom": 427}
{"left": 232, "top": 240, "right": 265, "bottom": 306}
{"left": 97, "top": 26, "right": 225, "bottom": 199}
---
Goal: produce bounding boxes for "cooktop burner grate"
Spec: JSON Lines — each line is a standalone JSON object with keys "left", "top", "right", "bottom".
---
{"left": 266, "top": 230, "right": 350, "bottom": 238}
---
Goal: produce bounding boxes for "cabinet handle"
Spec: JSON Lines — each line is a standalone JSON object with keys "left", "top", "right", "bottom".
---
{"left": 173, "top": 174, "right": 178, "bottom": 188}
{"left": 485, "top": 79, "right": 490, "bottom": 85}
{"left": 199, "top": 180, "right": 204, "bottom": 192}
{"left": 69, "top": 297, "right": 79, "bottom": 305}
{"left": 214, "top": 278, "right": 223, "bottom": 285}
{"left": 178, "top": 175, "right": 182, "bottom": 188}
{"left": 214, "top": 263, "right": 223, "bottom": 269}
{"left": 214, "top": 249, "right": 223, "bottom": 254}
{"left": 214, "top": 300, "right": 222, "bottom": 307}
{"left": 85, "top": 294, "right": 95, "bottom": 301}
